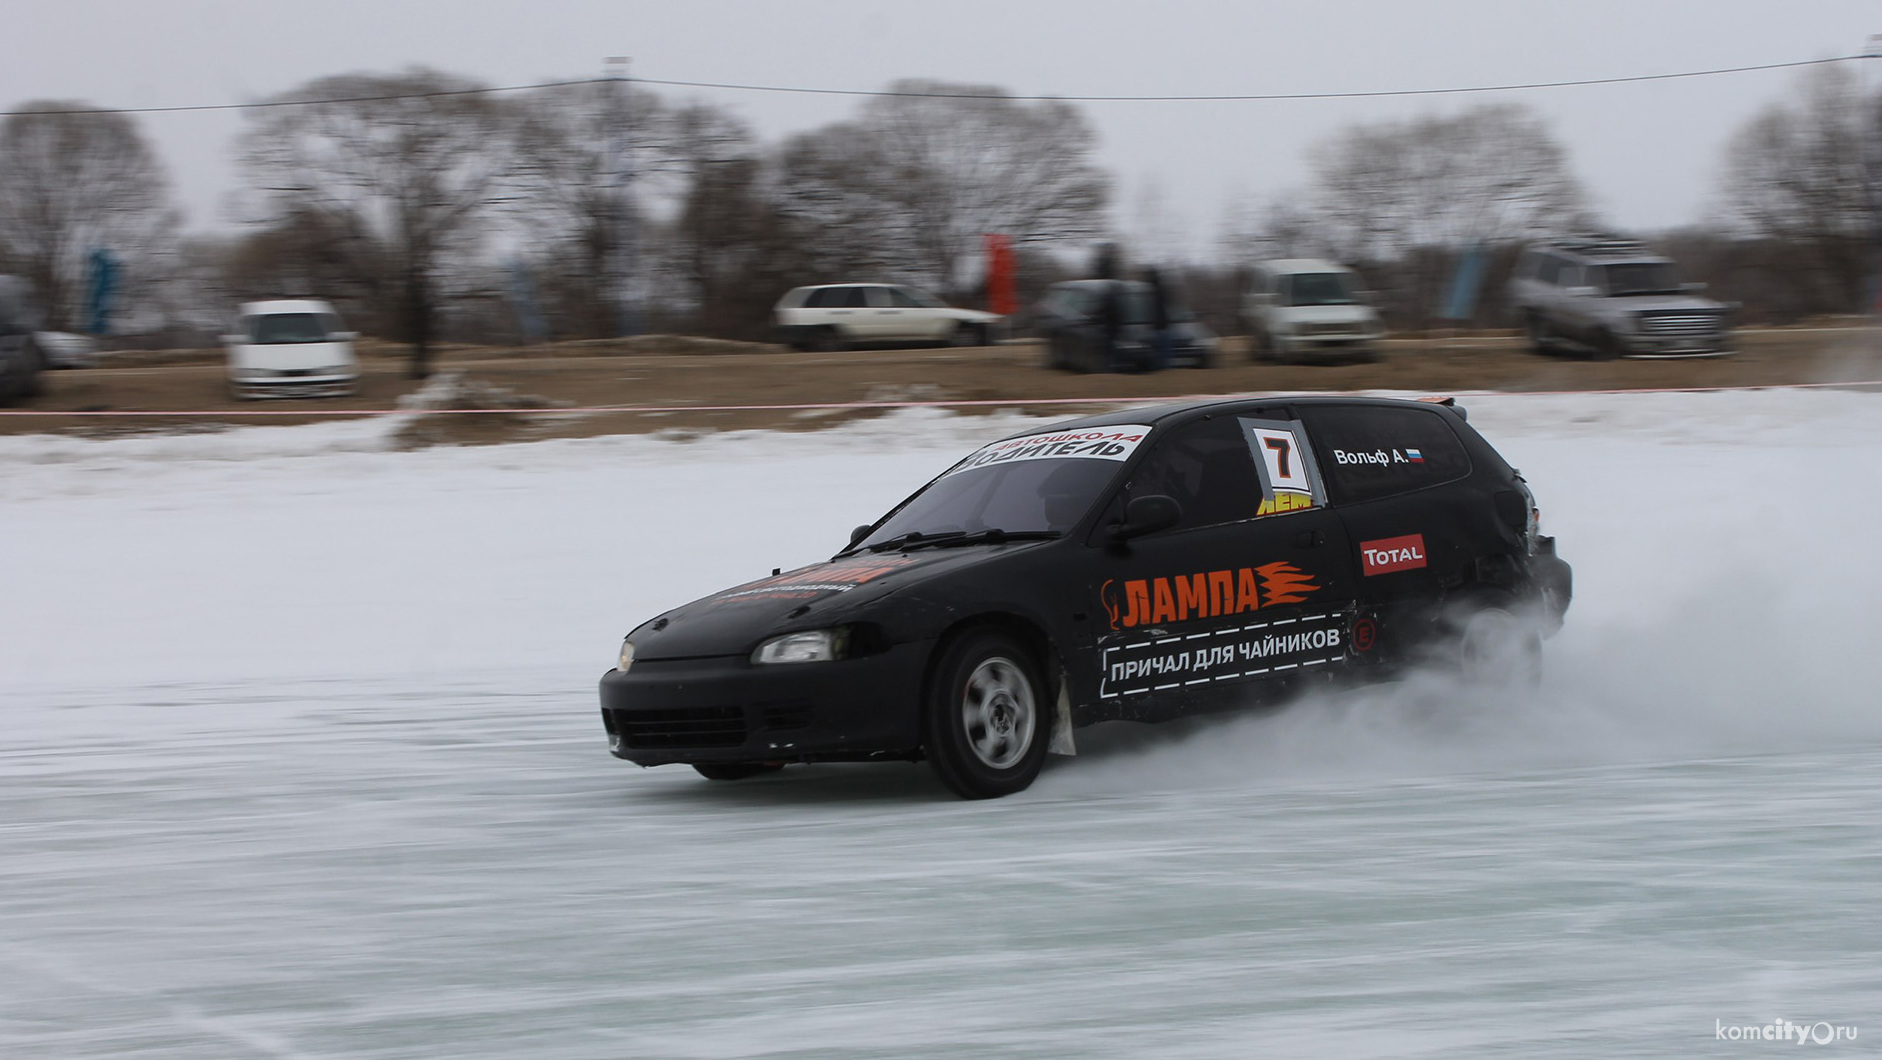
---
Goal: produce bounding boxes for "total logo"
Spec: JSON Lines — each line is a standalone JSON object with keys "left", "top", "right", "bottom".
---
{"left": 1359, "top": 534, "right": 1428, "bottom": 576}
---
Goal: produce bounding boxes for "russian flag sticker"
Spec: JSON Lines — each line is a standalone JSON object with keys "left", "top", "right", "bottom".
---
{"left": 1405, "top": 448, "right": 1424, "bottom": 463}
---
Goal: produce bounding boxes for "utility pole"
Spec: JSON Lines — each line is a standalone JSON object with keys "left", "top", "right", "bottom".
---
{"left": 1866, "top": 36, "right": 1882, "bottom": 315}
{"left": 606, "top": 56, "right": 642, "bottom": 337}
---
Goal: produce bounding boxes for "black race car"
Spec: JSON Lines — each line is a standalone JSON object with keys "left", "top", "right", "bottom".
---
{"left": 599, "top": 396, "right": 1571, "bottom": 798}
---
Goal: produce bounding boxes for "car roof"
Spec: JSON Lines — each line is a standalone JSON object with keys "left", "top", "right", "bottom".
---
{"left": 1535, "top": 238, "right": 1672, "bottom": 265}
{"left": 239, "top": 300, "right": 337, "bottom": 315}
{"left": 1256, "top": 258, "right": 1353, "bottom": 275}
{"left": 790, "top": 282, "right": 898, "bottom": 290}
{"left": 1000, "top": 395, "right": 1462, "bottom": 438}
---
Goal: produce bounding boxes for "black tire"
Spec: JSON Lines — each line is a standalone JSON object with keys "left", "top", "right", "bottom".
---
{"left": 7, "top": 338, "right": 47, "bottom": 400}
{"left": 693, "top": 762, "right": 786, "bottom": 782}
{"left": 1445, "top": 591, "right": 1541, "bottom": 689}
{"left": 1524, "top": 312, "right": 1552, "bottom": 355}
{"left": 1045, "top": 333, "right": 1069, "bottom": 371}
{"left": 923, "top": 630, "right": 1050, "bottom": 799}
{"left": 1591, "top": 330, "right": 1622, "bottom": 361}
{"left": 1066, "top": 337, "right": 1092, "bottom": 374}
{"left": 805, "top": 326, "right": 842, "bottom": 353}
{"left": 948, "top": 322, "right": 977, "bottom": 348}
{"left": 1247, "top": 328, "right": 1270, "bottom": 363}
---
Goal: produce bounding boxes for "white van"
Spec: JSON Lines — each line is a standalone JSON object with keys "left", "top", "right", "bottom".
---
{"left": 1241, "top": 259, "right": 1385, "bottom": 363}
{"left": 224, "top": 300, "right": 360, "bottom": 399}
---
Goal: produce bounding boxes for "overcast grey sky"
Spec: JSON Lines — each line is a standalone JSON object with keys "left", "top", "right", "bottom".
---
{"left": 6, "top": 0, "right": 1878, "bottom": 259}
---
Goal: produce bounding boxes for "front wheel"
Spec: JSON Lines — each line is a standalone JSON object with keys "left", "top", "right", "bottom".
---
{"left": 923, "top": 631, "right": 1050, "bottom": 799}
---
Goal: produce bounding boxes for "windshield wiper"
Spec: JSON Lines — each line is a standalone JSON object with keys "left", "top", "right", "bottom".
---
{"left": 864, "top": 529, "right": 967, "bottom": 553}
{"left": 911, "top": 528, "right": 1062, "bottom": 550}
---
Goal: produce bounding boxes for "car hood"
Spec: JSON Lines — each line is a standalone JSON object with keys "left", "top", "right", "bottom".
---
{"left": 1608, "top": 295, "right": 1727, "bottom": 313}
{"left": 625, "top": 545, "right": 1031, "bottom": 659}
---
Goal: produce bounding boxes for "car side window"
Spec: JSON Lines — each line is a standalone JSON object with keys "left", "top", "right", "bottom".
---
{"left": 887, "top": 287, "right": 921, "bottom": 308}
{"left": 1559, "top": 265, "right": 1584, "bottom": 289}
{"left": 1298, "top": 406, "right": 1472, "bottom": 505}
{"left": 1114, "top": 417, "right": 1267, "bottom": 532}
{"left": 859, "top": 286, "right": 890, "bottom": 308}
{"left": 1536, "top": 255, "right": 1563, "bottom": 285}
{"left": 840, "top": 287, "right": 872, "bottom": 308}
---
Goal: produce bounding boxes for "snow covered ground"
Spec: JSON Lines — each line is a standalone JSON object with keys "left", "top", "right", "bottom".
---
{"left": 3, "top": 391, "right": 1880, "bottom": 1058}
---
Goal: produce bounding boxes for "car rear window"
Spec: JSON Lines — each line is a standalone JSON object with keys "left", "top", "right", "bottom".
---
{"left": 1298, "top": 405, "right": 1472, "bottom": 505}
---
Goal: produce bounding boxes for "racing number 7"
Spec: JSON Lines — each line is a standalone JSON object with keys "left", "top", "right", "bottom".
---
{"left": 1263, "top": 437, "right": 1292, "bottom": 479}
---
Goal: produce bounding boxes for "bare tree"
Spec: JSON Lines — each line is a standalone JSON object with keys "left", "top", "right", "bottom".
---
{"left": 0, "top": 102, "right": 177, "bottom": 332}
{"left": 1309, "top": 103, "right": 1585, "bottom": 261}
{"left": 1301, "top": 103, "right": 1585, "bottom": 327}
{"left": 1721, "top": 63, "right": 1880, "bottom": 313}
{"left": 237, "top": 68, "right": 520, "bottom": 376}
{"left": 509, "top": 80, "right": 675, "bottom": 339}
{"left": 779, "top": 81, "right": 1110, "bottom": 296}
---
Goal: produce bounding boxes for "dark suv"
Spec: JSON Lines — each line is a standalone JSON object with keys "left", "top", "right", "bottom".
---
{"left": 1508, "top": 238, "right": 1733, "bottom": 359}
{"left": 0, "top": 277, "right": 47, "bottom": 405}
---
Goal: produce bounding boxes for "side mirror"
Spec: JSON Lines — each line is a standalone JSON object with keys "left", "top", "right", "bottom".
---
{"left": 1111, "top": 495, "right": 1181, "bottom": 543}
{"left": 849, "top": 524, "right": 873, "bottom": 547}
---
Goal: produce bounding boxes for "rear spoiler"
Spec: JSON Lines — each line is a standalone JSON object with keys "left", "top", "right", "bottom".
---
{"left": 1417, "top": 395, "right": 1467, "bottom": 421}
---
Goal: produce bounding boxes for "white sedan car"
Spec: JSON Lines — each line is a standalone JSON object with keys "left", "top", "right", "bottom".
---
{"left": 775, "top": 283, "right": 1002, "bottom": 351}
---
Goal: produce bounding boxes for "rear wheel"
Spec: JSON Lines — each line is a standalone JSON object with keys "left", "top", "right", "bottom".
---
{"left": 1591, "top": 330, "right": 1622, "bottom": 361}
{"left": 805, "top": 326, "right": 842, "bottom": 352}
{"left": 1525, "top": 312, "right": 1552, "bottom": 355}
{"left": 693, "top": 762, "right": 786, "bottom": 782}
{"left": 923, "top": 630, "right": 1050, "bottom": 799}
{"left": 1448, "top": 592, "right": 1541, "bottom": 688}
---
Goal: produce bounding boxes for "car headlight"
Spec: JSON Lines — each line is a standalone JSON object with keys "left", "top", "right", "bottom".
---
{"left": 616, "top": 639, "right": 635, "bottom": 672}
{"left": 752, "top": 627, "right": 850, "bottom": 665}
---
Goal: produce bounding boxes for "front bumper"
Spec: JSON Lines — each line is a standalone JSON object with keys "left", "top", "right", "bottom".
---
{"left": 230, "top": 374, "right": 358, "bottom": 399}
{"left": 1282, "top": 334, "right": 1383, "bottom": 356}
{"left": 598, "top": 640, "right": 932, "bottom": 766}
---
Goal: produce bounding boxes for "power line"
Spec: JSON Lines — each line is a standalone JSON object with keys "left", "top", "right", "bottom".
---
{"left": 4, "top": 54, "right": 1868, "bottom": 117}
{"left": 6, "top": 78, "right": 606, "bottom": 116}
{"left": 639, "top": 55, "right": 1867, "bottom": 102}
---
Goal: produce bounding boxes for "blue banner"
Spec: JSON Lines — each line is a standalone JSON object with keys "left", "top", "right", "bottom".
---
{"left": 85, "top": 248, "right": 120, "bottom": 336}
{"left": 1438, "top": 244, "right": 1488, "bottom": 322}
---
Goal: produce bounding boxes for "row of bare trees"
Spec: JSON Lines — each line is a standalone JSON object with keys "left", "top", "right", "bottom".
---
{"left": 0, "top": 64, "right": 1876, "bottom": 370}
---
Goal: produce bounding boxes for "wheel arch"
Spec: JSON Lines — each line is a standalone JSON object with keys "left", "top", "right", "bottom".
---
{"left": 920, "top": 610, "right": 1064, "bottom": 714}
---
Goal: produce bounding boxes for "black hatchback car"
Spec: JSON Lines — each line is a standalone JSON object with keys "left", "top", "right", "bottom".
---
{"left": 599, "top": 396, "right": 1571, "bottom": 798}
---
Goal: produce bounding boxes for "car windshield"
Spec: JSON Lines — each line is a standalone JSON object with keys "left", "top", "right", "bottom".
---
{"left": 248, "top": 313, "right": 337, "bottom": 344}
{"left": 1283, "top": 272, "right": 1357, "bottom": 307}
{"left": 856, "top": 426, "right": 1152, "bottom": 549}
{"left": 1596, "top": 262, "right": 1682, "bottom": 296}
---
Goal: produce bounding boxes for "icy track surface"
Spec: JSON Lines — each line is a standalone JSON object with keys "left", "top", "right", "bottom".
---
{"left": 3, "top": 392, "right": 1879, "bottom": 1058}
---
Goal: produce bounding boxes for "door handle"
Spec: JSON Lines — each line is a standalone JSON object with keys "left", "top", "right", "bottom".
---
{"left": 1293, "top": 528, "right": 1326, "bottom": 548}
